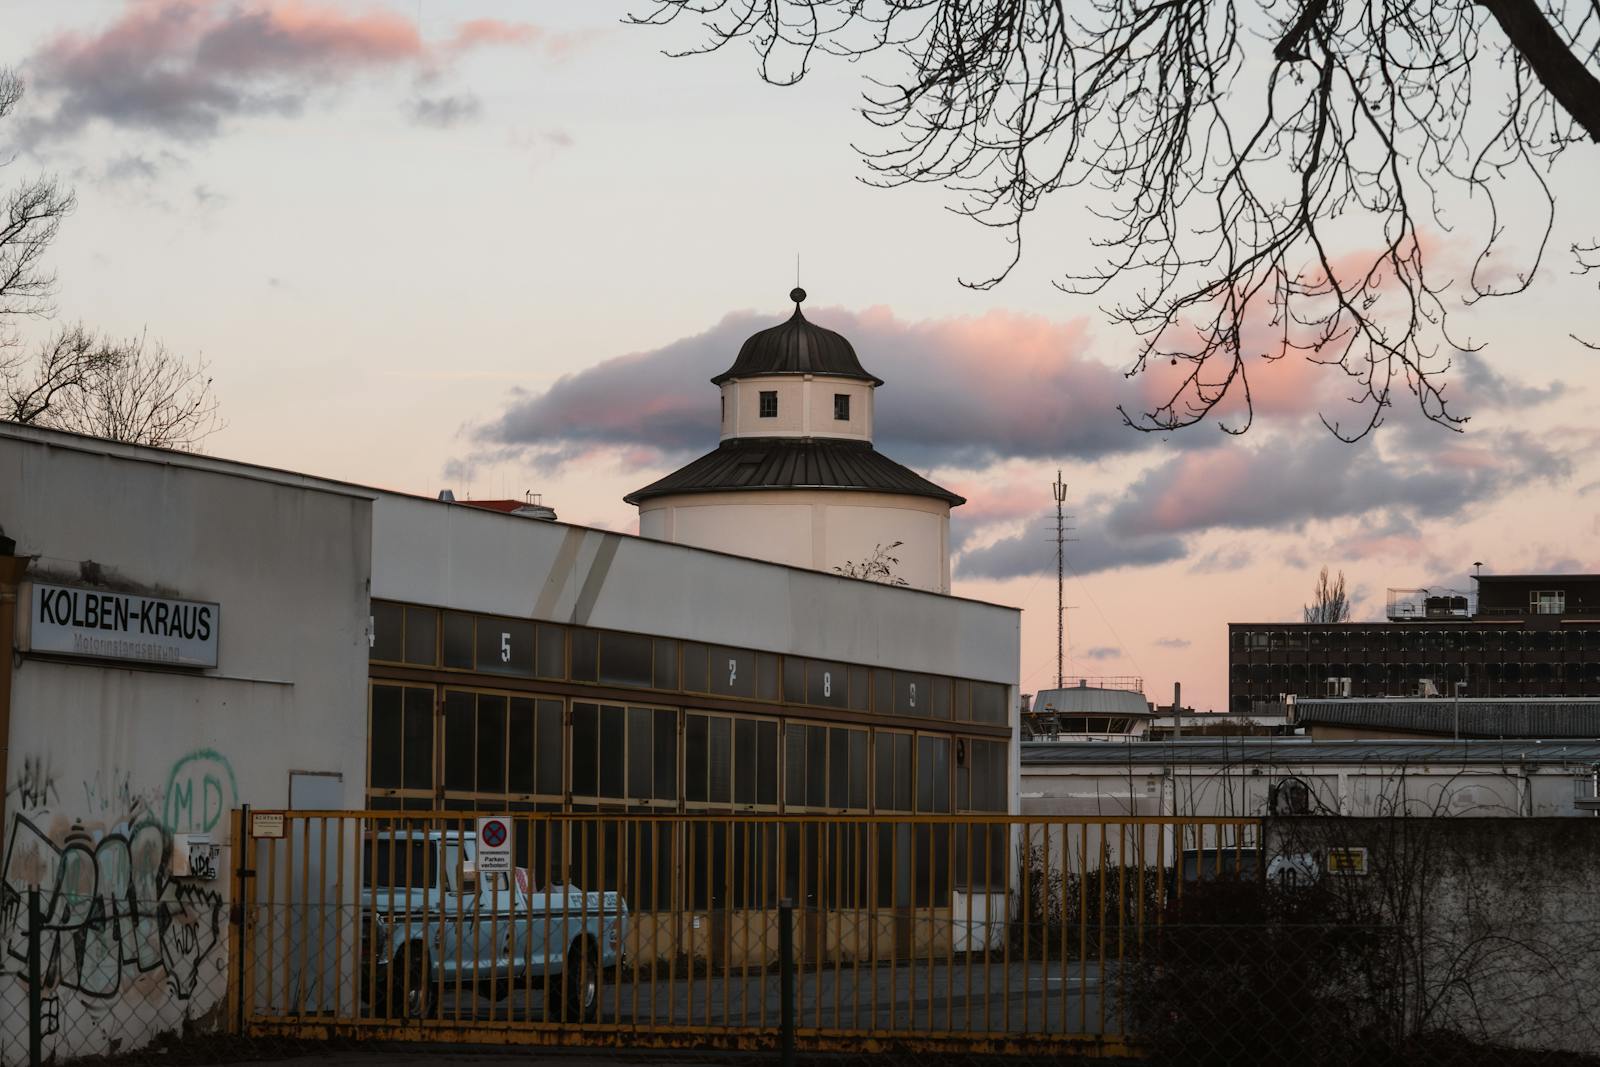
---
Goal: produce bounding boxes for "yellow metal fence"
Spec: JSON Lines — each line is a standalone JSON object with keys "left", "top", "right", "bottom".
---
{"left": 231, "top": 811, "right": 1261, "bottom": 1055}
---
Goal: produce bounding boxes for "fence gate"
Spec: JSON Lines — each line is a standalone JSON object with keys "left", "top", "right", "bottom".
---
{"left": 231, "top": 811, "right": 1261, "bottom": 1055}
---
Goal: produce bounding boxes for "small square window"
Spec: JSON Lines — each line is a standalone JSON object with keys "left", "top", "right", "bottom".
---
{"left": 759, "top": 391, "right": 778, "bottom": 418}
{"left": 833, "top": 394, "right": 850, "bottom": 420}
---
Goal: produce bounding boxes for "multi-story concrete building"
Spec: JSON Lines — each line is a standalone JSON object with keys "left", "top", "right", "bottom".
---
{"left": 1228, "top": 574, "right": 1600, "bottom": 712}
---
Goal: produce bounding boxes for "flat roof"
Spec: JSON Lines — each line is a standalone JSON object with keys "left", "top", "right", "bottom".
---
{"left": 1, "top": 420, "right": 1017, "bottom": 614}
{"left": 1021, "top": 738, "right": 1600, "bottom": 766}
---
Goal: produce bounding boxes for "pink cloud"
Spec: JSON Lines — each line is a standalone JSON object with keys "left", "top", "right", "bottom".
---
{"left": 23, "top": 1, "right": 549, "bottom": 142}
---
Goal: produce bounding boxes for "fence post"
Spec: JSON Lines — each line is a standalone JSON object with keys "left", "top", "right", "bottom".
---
{"left": 778, "top": 896, "right": 794, "bottom": 1067}
{"left": 28, "top": 886, "right": 42, "bottom": 1067}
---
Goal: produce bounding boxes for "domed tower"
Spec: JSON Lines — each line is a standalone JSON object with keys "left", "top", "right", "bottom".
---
{"left": 626, "top": 289, "right": 964, "bottom": 592}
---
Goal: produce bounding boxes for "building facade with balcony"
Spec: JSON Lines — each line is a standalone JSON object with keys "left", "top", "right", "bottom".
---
{"left": 1227, "top": 574, "right": 1600, "bottom": 712}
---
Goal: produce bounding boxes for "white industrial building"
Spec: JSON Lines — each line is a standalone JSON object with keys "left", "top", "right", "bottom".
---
{"left": 0, "top": 417, "right": 1018, "bottom": 1063}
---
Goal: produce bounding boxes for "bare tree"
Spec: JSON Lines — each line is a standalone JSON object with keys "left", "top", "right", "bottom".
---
{"left": 0, "top": 69, "right": 220, "bottom": 450}
{"left": 631, "top": 0, "right": 1600, "bottom": 439}
{"left": 834, "top": 541, "right": 912, "bottom": 585}
{"left": 1304, "top": 565, "right": 1353, "bottom": 622}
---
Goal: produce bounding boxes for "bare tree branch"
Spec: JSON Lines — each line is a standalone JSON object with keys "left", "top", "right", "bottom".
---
{"left": 631, "top": 0, "right": 1600, "bottom": 439}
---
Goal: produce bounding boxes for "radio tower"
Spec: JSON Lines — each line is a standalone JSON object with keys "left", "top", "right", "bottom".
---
{"left": 1052, "top": 471, "right": 1075, "bottom": 689}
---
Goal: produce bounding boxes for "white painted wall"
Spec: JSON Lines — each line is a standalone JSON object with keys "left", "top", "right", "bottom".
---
{"left": 373, "top": 493, "right": 1008, "bottom": 685}
{"left": 720, "top": 374, "right": 874, "bottom": 441}
{"left": 0, "top": 424, "right": 372, "bottom": 1064}
{"left": 637, "top": 489, "right": 951, "bottom": 593}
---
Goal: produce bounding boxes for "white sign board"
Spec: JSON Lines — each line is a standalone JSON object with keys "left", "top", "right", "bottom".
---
{"left": 26, "top": 582, "right": 219, "bottom": 669}
{"left": 251, "top": 812, "right": 286, "bottom": 839}
{"left": 475, "top": 816, "right": 513, "bottom": 873}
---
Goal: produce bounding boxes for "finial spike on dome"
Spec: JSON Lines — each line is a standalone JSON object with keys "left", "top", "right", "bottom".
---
{"left": 790, "top": 286, "right": 806, "bottom": 305}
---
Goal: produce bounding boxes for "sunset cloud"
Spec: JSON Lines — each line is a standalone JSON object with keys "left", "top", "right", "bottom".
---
{"left": 20, "top": 1, "right": 548, "bottom": 144}
{"left": 470, "top": 305, "right": 1179, "bottom": 471}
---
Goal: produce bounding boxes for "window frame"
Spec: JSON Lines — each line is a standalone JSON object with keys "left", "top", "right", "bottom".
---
{"left": 758, "top": 390, "right": 778, "bottom": 418}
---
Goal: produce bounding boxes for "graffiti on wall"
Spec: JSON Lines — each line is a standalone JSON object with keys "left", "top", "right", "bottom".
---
{"left": 0, "top": 815, "right": 224, "bottom": 1000}
{"left": 0, "top": 747, "right": 236, "bottom": 1011}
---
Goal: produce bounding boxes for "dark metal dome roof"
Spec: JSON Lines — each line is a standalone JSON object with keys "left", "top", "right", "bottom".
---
{"left": 711, "top": 293, "right": 883, "bottom": 386}
{"left": 625, "top": 437, "right": 964, "bottom": 506}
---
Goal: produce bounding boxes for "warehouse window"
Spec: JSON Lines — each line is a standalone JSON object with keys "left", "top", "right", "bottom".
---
{"left": 834, "top": 394, "right": 850, "bottom": 420}
{"left": 368, "top": 683, "right": 434, "bottom": 803}
{"left": 759, "top": 390, "right": 778, "bottom": 418}
{"left": 685, "top": 712, "right": 778, "bottom": 809}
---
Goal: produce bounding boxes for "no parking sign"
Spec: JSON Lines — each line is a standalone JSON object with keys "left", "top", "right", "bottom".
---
{"left": 475, "top": 815, "right": 513, "bottom": 873}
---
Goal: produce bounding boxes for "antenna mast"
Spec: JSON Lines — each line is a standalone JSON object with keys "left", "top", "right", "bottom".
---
{"left": 1051, "top": 471, "right": 1074, "bottom": 689}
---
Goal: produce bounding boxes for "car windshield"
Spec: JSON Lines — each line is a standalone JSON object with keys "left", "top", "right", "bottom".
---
{"left": 365, "top": 837, "right": 437, "bottom": 889}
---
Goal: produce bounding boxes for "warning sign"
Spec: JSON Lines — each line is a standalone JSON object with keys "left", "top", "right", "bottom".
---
{"left": 476, "top": 816, "right": 513, "bottom": 873}
{"left": 1326, "top": 846, "right": 1369, "bottom": 876}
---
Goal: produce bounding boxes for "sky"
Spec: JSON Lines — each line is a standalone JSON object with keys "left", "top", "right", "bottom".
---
{"left": 5, "top": 0, "right": 1598, "bottom": 710}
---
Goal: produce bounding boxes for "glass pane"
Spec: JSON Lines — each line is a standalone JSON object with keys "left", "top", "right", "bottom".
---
{"left": 536, "top": 624, "right": 566, "bottom": 679}
{"left": 536, "top": 699, "right": 564, "bottom": 796}
{"left": 848, "top": 730, "right": 867, "bottom": 810}
{"left": 782, "top": 658, "right": 805, "bottom": 704}
{"left": 848, "top": 666, "right": 870, "bottom": 711}
{"left": 709, "top": 647, "right": 756, "bottom": 699}
{"left": 599, "top": 705, "right": 626, "bottom": 798}
{"left": 600, "top": 632, "right": 653, "bottom": 687}
{"left": 570, "top": 629, "right": 599, "bottom": 682}
{"left": 476, "top": 694, "right": 507, "bottom": 794}
{"left": 709, "top": 716, "right": 732, "bottom": 804}
{"left": 757, "top": 721, "right": 778, "bottom": 806}
{"left": 369, "top": 684, "right": 402, "bottom": 789}
{"left": 896, "top": 672, "right": 931, "bottom": 717}
{"left": 807, "top": 660, "right": 849, "bottom": 708}
{"left": 682, "top": 643, "right": 709, "bottom": 692}
{"left": 894, "top": 734, "right": 913, "bottom": 811}
{"left": 403, "top": 606, "right": 438, "bottom": 665}
{"left": 443, "top": 690, "right": 475, "bottom": 791}
{"left": 930, "top": 678, "right": 952, "bottom": 719}
{"left": 570, "top": 703, "right": 599, "bottom": 796}
{"left": 442, "top": 612, "right": 473, "bottom": 669}
{"left": 806, "top": 725, "right": 827, "bottom": 808}
{"left": 653, "top": 709, "right": 677, "bottom": 801}
{"left": 953, "top": 680, "right": 970, "bottom": 720}
{"left": 370, "top": 601, "right": 403, "bottom": 662}
{"left": 653, "top": 639, "right": 680, "bottom": 690}
{"left": 402, "top": 687, "right": 434, "bottom": 791}
{"left": 828, "top": 728, "right": 849, "bottom": 808}
{"left": 476, "top": 618, "right": 534, "bottom": 676}
{"left": 734, "top": 719, "right": 757, "bottom": 805}
{"left": 685, "top": 715, "right": 708, "bottom": 803}
{"left": 756, "top": 653, "right": 779, "bottom": 701}
{"left": 508, "top": 698, "right": 534, "bottom": 794}
{"left": 628, "top": 706, "right": 653, "bottom": 800}
{"left": 970, "top": 682, "right": 1006, "bottom": 724}
{"left": 784, "top": 725, "right": 806, "bottom": 809}
{"left": 874, "top": 734, "right": 894, "bottom": 810}
{"left": 874, "top": 671, "right": 893, "bottom": 715}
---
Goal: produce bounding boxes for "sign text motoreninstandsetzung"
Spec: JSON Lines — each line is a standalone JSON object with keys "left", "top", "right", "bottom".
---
{"left": 27, "top": 582, "right": 220, "bottom": 669}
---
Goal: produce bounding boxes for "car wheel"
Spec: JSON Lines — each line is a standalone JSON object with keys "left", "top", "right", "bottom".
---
{"left": 398, "top": 943, "right": 435, "bottom": 1020}
{"left": 550, "top": 939, "right": 599, "bottom": 1023}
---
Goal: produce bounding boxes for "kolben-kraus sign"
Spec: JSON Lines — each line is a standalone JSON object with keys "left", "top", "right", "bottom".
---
{"left": 24, "top": 582, "right": 220, "bottom": 669}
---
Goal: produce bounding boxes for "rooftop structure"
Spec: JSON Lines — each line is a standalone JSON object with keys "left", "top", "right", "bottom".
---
{"left": 629, "top": 289, "right": 964, "bottom": 591}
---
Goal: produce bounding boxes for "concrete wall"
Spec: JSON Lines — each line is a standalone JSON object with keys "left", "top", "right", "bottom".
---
{"left": 1023, "top": 758, "right": 1591, "bottom": 818}
{"left": 637, "top": 489, "right": 951, "bottom": 593}
{"left": 0, "top": 425, "right": 372, "bottom": 1063}
{"left": 375, "top": 493, "right": 1006, "bottom": 683}
{"left": 1264, "top": 817, "right": 1600, "bottom": 1055}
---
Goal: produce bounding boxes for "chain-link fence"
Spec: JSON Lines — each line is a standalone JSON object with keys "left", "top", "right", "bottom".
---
{"left": 6, "top": 811, "right": 1600, "bottom": 1066}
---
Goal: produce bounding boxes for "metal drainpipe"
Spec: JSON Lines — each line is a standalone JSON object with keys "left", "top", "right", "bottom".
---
{"left": 0, "top": 548, "right": 29, "bottom": 838}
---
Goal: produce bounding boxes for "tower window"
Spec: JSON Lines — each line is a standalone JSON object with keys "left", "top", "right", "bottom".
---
{"left": 834, "top": 394, "right": 850, "bottom": 420}
{"left": 759, "top": 390, "right": 778, "bottom": 418}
